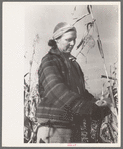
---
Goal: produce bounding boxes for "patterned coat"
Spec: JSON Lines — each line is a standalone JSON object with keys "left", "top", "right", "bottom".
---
{"left": 36, "top": 48, "right": 99, "bottom": 123}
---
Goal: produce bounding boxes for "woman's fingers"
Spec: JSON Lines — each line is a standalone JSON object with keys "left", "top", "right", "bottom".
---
{"left": 95, "top": 100, "right": 107, "bottom": 107}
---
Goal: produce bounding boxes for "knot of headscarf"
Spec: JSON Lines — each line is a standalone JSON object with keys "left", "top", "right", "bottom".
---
{"left": 52, "top": 22, "right": 76, "bottom": 40}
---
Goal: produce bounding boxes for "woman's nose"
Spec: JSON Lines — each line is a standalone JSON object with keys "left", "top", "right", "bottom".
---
{"left": 70, "top": 40, "right": 74, "bottom": 46}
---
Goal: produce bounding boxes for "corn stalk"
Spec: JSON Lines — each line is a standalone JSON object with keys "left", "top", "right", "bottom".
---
{"left": 72, "top": 5, "right": 118, "bottom": 143}
{"left": 24, "top": 34, "right": 39, "bottom": 115}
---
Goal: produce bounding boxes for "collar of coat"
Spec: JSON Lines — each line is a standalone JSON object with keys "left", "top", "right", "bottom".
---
{"left": 49, "top": 48, "right": 77, "bottom": 62}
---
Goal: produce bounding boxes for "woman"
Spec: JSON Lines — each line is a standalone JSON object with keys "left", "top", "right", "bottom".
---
{"left": 36, "top": 22, "right": 110, "bottom": 143}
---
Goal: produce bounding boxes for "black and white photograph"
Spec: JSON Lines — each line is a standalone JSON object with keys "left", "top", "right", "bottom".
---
{"left": 2, "top": 1, "right": 121, "bottom": 147}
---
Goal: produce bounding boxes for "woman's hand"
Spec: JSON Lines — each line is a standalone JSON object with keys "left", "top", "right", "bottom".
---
{"left": 95, "top": 99, "right": 107, "bottom": 107}
{"left": 95, "top": 97, "right": 112, "bottom": 107}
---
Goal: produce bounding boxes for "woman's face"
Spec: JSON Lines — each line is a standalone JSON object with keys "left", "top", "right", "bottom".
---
{"left": 56, "top": 30, "right": 77, "bottom": 53}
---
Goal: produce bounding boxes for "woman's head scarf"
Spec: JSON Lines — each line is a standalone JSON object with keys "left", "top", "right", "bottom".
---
{"left": 52, "top": 22, "right": 77, "bottom": 40}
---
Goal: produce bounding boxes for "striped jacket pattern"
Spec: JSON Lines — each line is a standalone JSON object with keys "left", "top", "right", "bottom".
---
{"left": 36, "top": 48, "right": 97, "bottom": 123}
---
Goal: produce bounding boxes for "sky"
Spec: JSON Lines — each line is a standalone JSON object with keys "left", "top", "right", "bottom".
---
{"left": 24, "top": 3, "right": 120, "bottom": 96}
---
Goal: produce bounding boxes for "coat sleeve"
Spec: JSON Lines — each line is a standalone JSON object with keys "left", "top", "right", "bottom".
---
{"left": 84, "top": 89, "right": 94, "bottom": 99}
{"left": 38, "top": 55, "right": 96, "bottom": 115}
{"left": 73, "top": 61, "right": 94, "bottom": 100}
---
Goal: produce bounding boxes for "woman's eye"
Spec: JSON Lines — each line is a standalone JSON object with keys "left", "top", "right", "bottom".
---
{"left": 65, "top": 39, "right": 71, "bottom": 42}
{"left": 65, "top": 39, "right": 70, "bottom": 42}
{"left": 65, "top": 38, "right": 76, "bottom": 43}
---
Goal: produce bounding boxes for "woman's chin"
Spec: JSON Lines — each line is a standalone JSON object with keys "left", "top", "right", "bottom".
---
{"left": 64, "top": 48, "right": 73, "bottom": 53}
